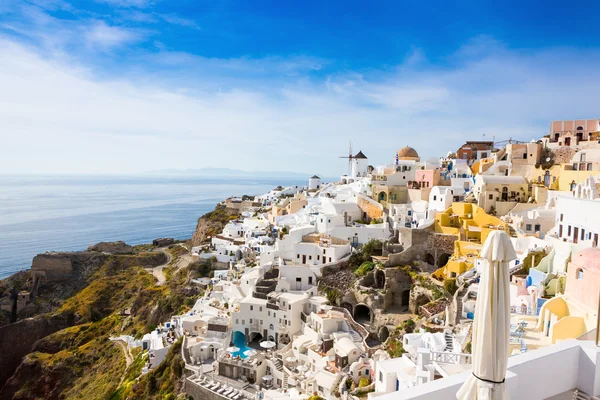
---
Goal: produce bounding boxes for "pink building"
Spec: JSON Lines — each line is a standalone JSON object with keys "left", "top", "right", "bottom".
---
{"left": 549, "top": 119, "right": 600, "bottom": 146}
{"left": 565, "top": 248, "right": 600, "bottom": 311}
{"left": 411, "top": 169, "right": 440, "bottom": 189}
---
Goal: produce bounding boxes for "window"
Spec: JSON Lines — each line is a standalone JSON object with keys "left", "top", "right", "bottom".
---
{"left": 260, "top": 306, "right": 262, "bottom": 312}
{"left": 289, "top": 305, "right": 291, "bottom": 310}
{"left": 329, "top": 257, "right": 332, "bottom": 262}
{"left": 433, "top": 195, "right": 437, "bottom": 201}
{"left": 308, "top": 276, "right": 313, "bottom": 284}
{"left": 482, "top": 152, "right": 488, "bottom": 158}
{"left": 250, "top": 306, "right": 253, "bottom": 311}
{"left": 296, "top": 277, "right": 301, "bottom": 282}
{"left": 534, "top": 224, "right": 541, "bottom": 232}
{"left": 560, "top": 214, "right": 563, "bottom": 222}
{"left": 242, "top": 320, "right": 245, "bottom": 325}
{"left": 268, "top": 311, "right": 271, "bottom": 317}
{"left": 380, "top": 372, "right": 383, "bottom": 382}
{"left": 489, "top": 194, "right": 493, "bottom": 200}
{"left": 522, "top": 153, "right": 527, "bottom": 159}
{"left": 582, "top": 229, "right": 586, "bottom": 240}
{"left": 317, "top": 255, "right": 320, "bottom": 260}
{"left": 577, "top": 268, "right": 584, "bottom": 280}
{"left": 408, "top": 210, "right": 412, "bottom": 216}
{"left": 309, "top": 255, "right": 312, "bottom": 260}
{"left": 588, "top": 163, "right": 593, "bottom": 171}
{"left": 568, "top": 226, "right": 572, "bottom": 236}
{"left": 581, "top": 153, "right": 587, "bottom": 162}
{"left": 525, "top": 224, "right": 532, "bottom": 231}
{"left": 270, "top": 323, "right": 274, "bottom": 330}
{"left": 297, "top": 254, "right": 300, "bottom": 259}
{"left": 236, "top": 319, "right": 239, "bottom": 324}
{"left": 250, "top": 319, "right": 253, "bottom": 323}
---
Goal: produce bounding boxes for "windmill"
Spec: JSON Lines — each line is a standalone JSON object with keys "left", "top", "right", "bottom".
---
{"left": 339, "top": 141, "right": 354, "bottom": 175}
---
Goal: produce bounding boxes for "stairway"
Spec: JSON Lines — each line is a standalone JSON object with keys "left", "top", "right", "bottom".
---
{"left": 274, "top": 358, "right": 283, "bottom": 372}
{"left": 443, "top": 331, "right": 453, "bottom": 352}
{"left": 253, "top": 267, "right": 280, "bottom": 299}
{"left": 454, "top": 286, "right": 468, "bottom": 325}
{"left": 282, "top": 375, "right": 289, "bottom": 390}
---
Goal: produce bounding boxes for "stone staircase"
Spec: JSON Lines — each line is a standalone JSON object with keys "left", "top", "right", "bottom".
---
{"left": 253, "top": 267, "right": 279, "bottom": 299}
{"left": 273, "top": 358, "right": 283, "bottom": 372}
{"left": 282, "top": 375, "right": 289, "bottom": 390}
{"left": 443, "top": 331, "right": 453, "bottom": 352}
{"left": 454, "top": 285, "right": 469, "bottom": 325}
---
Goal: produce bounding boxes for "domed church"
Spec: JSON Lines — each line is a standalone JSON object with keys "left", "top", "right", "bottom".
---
{"left": 396, "top": 146, "right": 420, "bottom": 162}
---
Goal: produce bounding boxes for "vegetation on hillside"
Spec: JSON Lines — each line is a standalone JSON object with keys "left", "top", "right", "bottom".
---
{"left": 3, "top": 249, "right": 209, "bottom": 400}
{"left": 349, "top": 239, "right": 382, "bottom": 270}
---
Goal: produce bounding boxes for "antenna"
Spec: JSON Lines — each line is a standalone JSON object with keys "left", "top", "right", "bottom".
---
{"left": 339, "top": 141, "right": 354, "bottom": 175}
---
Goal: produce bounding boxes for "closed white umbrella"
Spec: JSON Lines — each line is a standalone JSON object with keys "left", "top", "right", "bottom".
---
{"left": 457, "top": 230, "right": 515, "bottom": 400}
{"left": 226, "top": 346, "right": 240, "bottom": 353}
{"left": 244, "top": 349, "right": 257, "bottom": 357}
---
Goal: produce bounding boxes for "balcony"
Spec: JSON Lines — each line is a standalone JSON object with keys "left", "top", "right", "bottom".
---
{"left": 266, "top": 302, "right": 279, "bottom": 311}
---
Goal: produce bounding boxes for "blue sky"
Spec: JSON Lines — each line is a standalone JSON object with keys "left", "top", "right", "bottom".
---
{"left": 1, "top": 0, "right": 600, "bottom": 175}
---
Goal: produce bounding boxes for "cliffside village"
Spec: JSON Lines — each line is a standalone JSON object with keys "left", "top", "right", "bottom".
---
{"left": 114, "top": 119, "right": 600, "bottom": 400}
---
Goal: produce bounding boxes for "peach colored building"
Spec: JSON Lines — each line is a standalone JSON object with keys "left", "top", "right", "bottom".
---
{"left": 549, "top": 119, "right": 600, "bottom": 146}
{"left": 565, "top": 248, "right": 600, "bottom": 311}
{"left": 411, "top": 169, "right": 441, "bottom": 189}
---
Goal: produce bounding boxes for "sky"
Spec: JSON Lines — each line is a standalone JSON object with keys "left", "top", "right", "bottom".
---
{"left": 1, "top": 0, "right": 600, "bottom": 176}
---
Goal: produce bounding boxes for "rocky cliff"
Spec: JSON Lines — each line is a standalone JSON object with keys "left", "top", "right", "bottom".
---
{"left": 191, "top": 204, "right": 240, "bottom": 246}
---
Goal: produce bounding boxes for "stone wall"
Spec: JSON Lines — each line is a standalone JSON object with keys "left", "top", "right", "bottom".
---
{"left": 357, "top": 194, "right": 384, "bottom": 220}
{"left": 386, "top": 228, "right": 456, "bottom": 271}
{"left": 32, "top": 254, "right": 73, "bottom": 282}
{"left": 0, "top": 313, "right": 72, "bottom": 388}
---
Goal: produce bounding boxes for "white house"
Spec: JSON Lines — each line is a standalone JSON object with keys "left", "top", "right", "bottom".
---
{"left": 427, "top": 186, "right": 466, "bottom": 220}
{"left": 309, "top": 175, "right": 322, "bottom": 190}
{"left": 472, "top": 175, "right": 529, "bottom": 216}
{"left": 292, "top": 234, "right": 351, "bottom": 266}
{"left": 553, "top": 191, "right": 600, "bottom": 247}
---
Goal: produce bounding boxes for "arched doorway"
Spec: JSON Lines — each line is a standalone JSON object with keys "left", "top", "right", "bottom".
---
{"left": 375, "top": 269, "right": 385, "bottom": 289}
{"left": 354, "top": 304, "right": 372, "bottom": 324}
{"left": 438, "top": 253, "right": 451, "bottom": 267}
{"left": 424, "top": 253, "right": 435, "bottom": 265}
{"left": 401, "top": 290, "right": 411, "bottom": 307}
{"left": 378, "top": 326, "right": 390, "bottom": 342}
{"left": 501, "top": 186, "right": 509, "bottom": 201}
{"left": 544, "top": 171, "right": 551, "bottom": 188}
{"left": 378, "top": 192, "right": 387, "bottom": 202}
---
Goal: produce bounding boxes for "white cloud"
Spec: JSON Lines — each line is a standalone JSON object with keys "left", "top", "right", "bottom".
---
{"left": 0, "top": 35, "right": 599, "bottom": 176}
{"left": 95, "top": 0, "right": 152, "bottom": 8}
{"left": 84, "top": 20, "right": 142, "bottom": 49}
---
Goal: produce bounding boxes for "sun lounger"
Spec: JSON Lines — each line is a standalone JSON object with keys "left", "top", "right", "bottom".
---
{"left": 223, "top": 388, "right": 233, "bottom": 396}
{"left": 218, "top": 387, "right": 227, "bottom": 394}
{"left": 228, "top": 390, "right": 238, "bottom": 398}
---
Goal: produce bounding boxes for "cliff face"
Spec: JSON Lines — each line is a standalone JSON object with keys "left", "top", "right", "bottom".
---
{"left": 0, "top": 314, "right": 72, "bottom": 389}
{"left": 191, "top": 204, "right": 240, "bottom": 246}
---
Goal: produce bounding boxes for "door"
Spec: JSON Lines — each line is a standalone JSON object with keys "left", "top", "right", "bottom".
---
{"left": 295, "top": 278, "right": 302, "bottom": 290}
{"left": 594, "top": 234, "right": 598, "bottom": 248}
{"left": 573, "top": 227, "right": 579, "bottom": 243}
{"left": 565, "top": 137, "right": 571, "bottom": 146}
{"left": 302, "top": 255, "right": 306, "bottom": 264}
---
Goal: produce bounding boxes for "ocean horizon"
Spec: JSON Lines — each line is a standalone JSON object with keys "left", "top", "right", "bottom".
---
{"left": 0, "top": 174, "right": 305, "bottom": 280}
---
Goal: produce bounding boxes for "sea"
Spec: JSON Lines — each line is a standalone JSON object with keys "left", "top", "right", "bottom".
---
{"left": 0, "top": 175, "right": 305, "bottom": 280}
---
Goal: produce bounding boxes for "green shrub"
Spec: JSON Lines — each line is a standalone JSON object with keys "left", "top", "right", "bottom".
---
{"left": 359, "top": 377, "right": 370, "bottom": 388}
{"left": 354, "top": 262, "right": 375, "bottom": 277}
{"left": 443, "top": 278, "right": 458, "bottom": 296}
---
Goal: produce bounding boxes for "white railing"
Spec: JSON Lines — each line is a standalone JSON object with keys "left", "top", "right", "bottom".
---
{"left": 430, "top": 351, "right": 472, "bottom": 364}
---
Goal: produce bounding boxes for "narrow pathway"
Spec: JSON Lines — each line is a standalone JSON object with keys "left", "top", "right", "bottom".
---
{"left": 144, "top": 248, "right": 171, "bottom": 285}
{"left": 114, "top": 339, "right": 134, "bottom": 387}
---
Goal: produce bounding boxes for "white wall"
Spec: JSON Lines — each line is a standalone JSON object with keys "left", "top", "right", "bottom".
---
{"left": 375, "top": 340, "right": 600, "bottom": 400}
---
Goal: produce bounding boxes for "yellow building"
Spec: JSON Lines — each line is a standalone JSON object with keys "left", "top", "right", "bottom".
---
{"left": 432, "top": 203, "right": 508, "bottom": 279}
